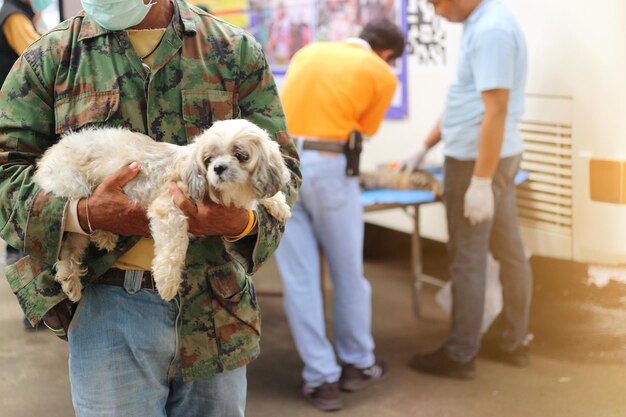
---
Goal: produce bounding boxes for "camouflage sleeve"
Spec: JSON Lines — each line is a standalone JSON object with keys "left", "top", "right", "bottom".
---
{"left": 224, "top": 34, "right": 301, "bottom": 274}
{"left": 0, "top": 51, "right": 66, "bottom": 265}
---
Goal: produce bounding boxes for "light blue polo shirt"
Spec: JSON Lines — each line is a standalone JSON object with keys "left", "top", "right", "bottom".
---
{"left": 441, "top": 0, "right": 527, "bottom": 160}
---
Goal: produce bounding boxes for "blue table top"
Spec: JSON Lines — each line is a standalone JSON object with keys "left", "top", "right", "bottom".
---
{"left": 360, "top": 168, "right": 529, "bottom": 207}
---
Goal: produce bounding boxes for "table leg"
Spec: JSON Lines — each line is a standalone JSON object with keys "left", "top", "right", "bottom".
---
{"left": 411, "top": 205, "right": 446, "bottom": 317}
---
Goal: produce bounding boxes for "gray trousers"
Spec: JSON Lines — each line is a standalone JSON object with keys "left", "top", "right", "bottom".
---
{"left": 443, "top": 155, "right": 532, "bottom": 362}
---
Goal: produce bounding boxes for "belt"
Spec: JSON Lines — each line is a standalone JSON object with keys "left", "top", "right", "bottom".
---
{"left": 298, "top": 138, "right": 345, "bottom": 154}
{"left": 94, "top": 268, "right": 155, "bottom": 292}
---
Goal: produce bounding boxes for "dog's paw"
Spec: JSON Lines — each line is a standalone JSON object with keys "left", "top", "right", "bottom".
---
{"left": 152, "top": 265, "right": 182, "bottom": 302}
{"left": 65, "top": 283, "right": 83, "bottom": 302}
{"left": 260, "top": 192, "right": 291, "bottom": 221}
{"left": 157, "top": 281, "right": 179, "bottom": 301}
{"left": 58, "top": 273, "right": 83, "bottom": 302}
{"left": 276, "top": 203, "right": 292, "bottom": 221}
{"left": 91, "top": 231, "right": 118, "bottom": 252}
{"left": 54, "top": 260, "right": 71, "bottom": 281}
{"left": 55, "top": 256, "right": 87, "bottom": 302}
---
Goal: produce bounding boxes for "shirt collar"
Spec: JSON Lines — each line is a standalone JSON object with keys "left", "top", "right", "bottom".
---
{"left": 176, "top": 0, "right": 197, "bottom": 35}
{"left": 77, "top": 0, "right": 196, "bottom": 43}
{"left": 466, "top": 0, "right": 495, "bottom": 25}
{"left": 344, "top": 37, "right": 372, "bottom": 51}
{"left": 76, "top": 10, "right": 107, "bottom": 42}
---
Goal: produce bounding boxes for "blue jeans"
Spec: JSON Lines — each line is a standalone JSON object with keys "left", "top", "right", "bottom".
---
{"left": 68, "top": 283, "right": 246, "bottom": 417}
{"left": 275, "top": 150, "right": 375, "bottom": 387}
{"left": 443, "top": 155, "right": 532, "bottom": 362}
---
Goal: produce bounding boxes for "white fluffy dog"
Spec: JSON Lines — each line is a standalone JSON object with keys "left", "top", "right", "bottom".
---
{"left": 34, "top": 119, "right": 291, "bottom": 302}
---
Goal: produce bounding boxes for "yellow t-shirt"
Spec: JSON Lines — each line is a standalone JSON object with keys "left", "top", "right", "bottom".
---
{"left": 126, "top": 28, "right": 166, "bottom": 68}
{"left": 280, "top": 40, "right": 398, "bottom": 141}
{"left": 3, "top": 13, "right": 40, "bottom": 55}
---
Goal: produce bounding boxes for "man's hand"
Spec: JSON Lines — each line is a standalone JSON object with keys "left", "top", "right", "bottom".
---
{"left": 394, "top": 144, "right": 429, "bottom": 172}
{"left": 78, "top": 162, "right": 150, "bottom": 236}
{"left": 464, "top": 176, "right": 494, "bottom": 225}
{"left": 169, "top": 182, "right": 249, "bottom": 237}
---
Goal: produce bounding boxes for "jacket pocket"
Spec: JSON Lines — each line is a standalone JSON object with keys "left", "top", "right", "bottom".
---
{"left": 181, "top": 89, "right": 235, "bottom": 141}
{"left": 209, "top": 263, "right": 261, "bottom": 340}
{"left": 54, "top": 89, "right": 120, "bottom": 134}
{"left": 206, "top": 261, "right": 249, "bottom": 303}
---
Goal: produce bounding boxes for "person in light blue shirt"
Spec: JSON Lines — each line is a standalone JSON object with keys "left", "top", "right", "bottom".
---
{"left": 441, "top": 0, "right": 527, "bottom": 160}
{"left": 401, "top": 0, "right": 533, "bottom": 379}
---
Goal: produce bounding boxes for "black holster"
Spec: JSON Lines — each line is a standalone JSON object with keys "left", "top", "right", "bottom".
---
{"left": 344, "top": 131, "right": 363, "bottom": 176}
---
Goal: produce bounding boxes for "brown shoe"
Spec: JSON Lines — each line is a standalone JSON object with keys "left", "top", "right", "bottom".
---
{"left": 339, "top": 361, "right": 389, "bottom": 392}
{"left": 409, "top": 347, "right": 476, "bottom": 380}
{"left": 302, "top": 382, "right": 342, "bottom": 412}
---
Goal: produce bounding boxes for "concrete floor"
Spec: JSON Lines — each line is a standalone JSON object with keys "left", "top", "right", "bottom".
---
{"left": 1, "top": 238, "right": 625, "bottom": 417}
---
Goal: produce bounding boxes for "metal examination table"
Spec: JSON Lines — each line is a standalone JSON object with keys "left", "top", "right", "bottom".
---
{"left": 360, "top": 168, "right": 529, "bottom": 317}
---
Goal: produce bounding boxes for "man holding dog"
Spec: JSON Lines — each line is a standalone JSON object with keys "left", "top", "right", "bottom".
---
{"left": 0, "top": 0, "right": 300, "bottom": 415}
{"left": 274, "top": 18, "right": 405, "bottom": 412}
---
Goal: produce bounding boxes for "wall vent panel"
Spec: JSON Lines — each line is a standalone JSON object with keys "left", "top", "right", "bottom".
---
{"left": 517, "top": 97, "right": 574, "bottom": 237}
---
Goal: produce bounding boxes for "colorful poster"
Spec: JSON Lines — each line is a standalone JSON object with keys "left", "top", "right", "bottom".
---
{"left": 349, "top": 0, "right": 406, "bottom": 118}
{"left": 249, "top": 1, "right": 315, "bottom": 70}
{"left": 407, "top": 0, "right": 447, "bottom": 66}
{"left": 187, "top": 1, "right": 407, "bottom": 118}
{"left": 316, "top": 0, "right": 397, "bottom": 41}
{"left": 249, "top": 0, "right": 407, "bottom": 118}
{"left": 188, "top": 0, "right": 250, "bottom": 27}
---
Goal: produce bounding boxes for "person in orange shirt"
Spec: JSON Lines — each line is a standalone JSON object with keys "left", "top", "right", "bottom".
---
{"left": 274, "top": 18, "right": 405, "bottom": 412}
{"left": 0, "top": 0, "right": 48, "bottom": 86}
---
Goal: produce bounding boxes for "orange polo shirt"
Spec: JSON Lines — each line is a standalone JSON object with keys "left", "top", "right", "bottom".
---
{"left": 280, "top": 40, "right": 398, "bottom": 141}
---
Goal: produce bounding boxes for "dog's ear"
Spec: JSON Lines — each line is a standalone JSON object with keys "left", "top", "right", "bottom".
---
{"left": 179, "top": 151, "right": 207, "bottom": 201}
{"left": 250, "top": 135, "right": 290, "bottom": 199}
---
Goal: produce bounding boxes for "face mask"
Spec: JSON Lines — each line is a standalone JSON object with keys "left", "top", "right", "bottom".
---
{"left": 31, "top": 0, "right": 53, "bottom": 12}
{"left": 81, "top": 0, "right": 157, "bottom": 31}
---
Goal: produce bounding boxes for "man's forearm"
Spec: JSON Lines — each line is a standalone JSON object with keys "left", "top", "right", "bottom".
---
{"left": 424, "top": 118, "right": 442, "bottom": 149}
{"left": 475, "top": 89, "right": 510, "bottom": 178}
{"left": 474, "top": 110, "right": 506, "bottom": 178}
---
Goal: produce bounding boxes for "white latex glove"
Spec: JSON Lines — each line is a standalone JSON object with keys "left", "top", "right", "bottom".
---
{"left": 395, "top": 145, "right": 428, "bottom": 172}
{"left": 464, "top": 176, "right": 494, "bottom": 225}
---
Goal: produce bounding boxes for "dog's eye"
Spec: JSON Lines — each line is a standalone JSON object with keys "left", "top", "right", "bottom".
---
{"left": 204, "top": 156, "right": 213, "bottom": 166}
{"left": 234, "top": 151, "right": 249, "bottom": 162}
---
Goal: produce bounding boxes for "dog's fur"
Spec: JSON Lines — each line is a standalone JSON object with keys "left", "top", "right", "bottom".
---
{"left": 34, "top": 119, "right": 291, "bottom": 302}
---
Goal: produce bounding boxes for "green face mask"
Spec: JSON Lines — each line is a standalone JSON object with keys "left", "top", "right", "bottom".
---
{"left": 81, "top": 0, "right": 156, "bottom": 31}
{"left": 31, "top": 0, "right": 53, "bottom": 13}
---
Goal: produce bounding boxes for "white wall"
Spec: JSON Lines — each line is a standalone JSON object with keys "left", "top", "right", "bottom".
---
{"left": 508, "top": 0, "right": 626, "bottom": 157}
{"left": 509, "top": 0, "right": 626, "bottom": 264}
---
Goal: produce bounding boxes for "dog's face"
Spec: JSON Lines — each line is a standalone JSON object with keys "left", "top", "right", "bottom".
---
{"left": 181, "top": 119, "right": 290, "bottom": 206}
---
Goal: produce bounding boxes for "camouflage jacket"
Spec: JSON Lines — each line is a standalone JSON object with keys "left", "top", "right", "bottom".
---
{"left": 0, "top": 1, "right": 300, "bottom": 381}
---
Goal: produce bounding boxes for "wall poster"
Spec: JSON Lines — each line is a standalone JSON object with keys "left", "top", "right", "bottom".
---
{"left": 188, "top": 0, "right": 408, "bottom": 119}
{"left": 406, "top": 0, "right": 447, "bottom": 66}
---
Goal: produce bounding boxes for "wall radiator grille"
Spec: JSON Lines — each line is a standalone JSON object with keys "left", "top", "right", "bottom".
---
{"left": 516, "top": 120, "right": 573, "bottom": 235}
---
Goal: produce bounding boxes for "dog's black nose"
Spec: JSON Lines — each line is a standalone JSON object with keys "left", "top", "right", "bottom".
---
{"left": 214, "top": 164, "right": 228, "bottom": 175}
